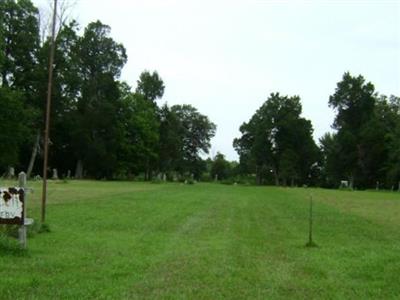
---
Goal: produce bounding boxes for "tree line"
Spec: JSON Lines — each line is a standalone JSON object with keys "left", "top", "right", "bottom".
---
{"left": 1, "top": 1, "right": 399, "bottom": 189}
{"left": 233, "top": 73, "right": 400, "bottom": 190}
{"left": 0, "top": 0, "right": 216, "bottom": 180}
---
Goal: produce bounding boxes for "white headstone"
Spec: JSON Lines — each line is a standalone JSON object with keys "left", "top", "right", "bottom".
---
{"left": 52, "top": 168, "right": 59, "bottom": 180}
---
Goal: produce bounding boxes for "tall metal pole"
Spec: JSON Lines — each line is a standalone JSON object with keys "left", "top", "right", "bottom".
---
{"left": 41, "top": 0, "right": 58, "bottom": 224}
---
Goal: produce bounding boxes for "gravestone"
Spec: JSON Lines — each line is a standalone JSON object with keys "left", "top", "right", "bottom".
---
{"left": 340, "top": 180, "right": 348, "bottom": 188}
{"left": 52, "top": 168, "right": 58, "bottom": 180}
{"left": 7, "top": 167, "right": 15, "bottom": 179}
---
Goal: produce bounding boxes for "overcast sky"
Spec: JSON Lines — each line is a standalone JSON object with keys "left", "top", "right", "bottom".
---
{"left": 33, "top": 0, "right": 400, "bottom": 160}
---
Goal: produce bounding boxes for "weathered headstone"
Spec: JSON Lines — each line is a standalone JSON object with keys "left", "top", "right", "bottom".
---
{"left": 7, "top": 167, "right": 15, "bottom": 179}
{"left": 162, "top": 173, "right": 167, "bottom": 181}
{"left": 214, "top": 174, "right": 218, "bottom": 182}
{"left": 52, "top": 168, "right": 58, "bottom": 180}
{"left": 67, "top": 170, "right": 71, "bottom": 178}
{"left": 340, "top": 180, "right": 348, "bottom": 188}
{"left": 349, "top": 178, "right": 354, "bottom": 190}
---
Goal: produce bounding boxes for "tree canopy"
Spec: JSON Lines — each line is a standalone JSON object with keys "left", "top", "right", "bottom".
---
{"left": 234, "top": 93, "right": 319, "bottom": 186}
{"left": 1, "top": 1, "right": 399, "bottom": 188}
{"left": 0, "top": 0, "right": 216, "bottom": 180}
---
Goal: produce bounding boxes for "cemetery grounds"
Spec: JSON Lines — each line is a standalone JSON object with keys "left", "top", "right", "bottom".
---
{"left": 0, "top": 180, "right": 399, "bottom": 299}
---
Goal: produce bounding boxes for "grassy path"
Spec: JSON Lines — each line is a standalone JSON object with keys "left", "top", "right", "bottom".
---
{"left": 1, "top": 181, "right": 399, "bottom": 299}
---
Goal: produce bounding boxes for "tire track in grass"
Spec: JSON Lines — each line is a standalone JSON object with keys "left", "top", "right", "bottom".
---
{"left": 128, "top": 186, "right": 309, "bottom": 299}
{"left": 128, "top": 185, "right": 230, "bottom": 298}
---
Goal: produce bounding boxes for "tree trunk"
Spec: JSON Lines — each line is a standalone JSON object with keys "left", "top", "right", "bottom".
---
{"left": 75, "top": 159, "right": 83, "bottom": 179}
{"left": 26, "top": 130, "right": 41, "bottom": 179}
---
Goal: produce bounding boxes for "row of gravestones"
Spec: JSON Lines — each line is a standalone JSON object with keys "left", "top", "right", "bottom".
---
{"left": 155, "top": 173, "right": 197, "bottom": 182}
{"left": 340, "top": 179, "right": 400, "bottom": 191}
{"left": 160, "top": 173, "right": 224, "bottom": 183}
{"left": 3, "top": 167, "right": 76, "bottom": 180}
{"left": 7, "top": 168, "right": 194, "bottom": 182}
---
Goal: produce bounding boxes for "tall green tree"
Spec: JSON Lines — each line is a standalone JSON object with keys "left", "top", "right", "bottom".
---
{"left": 319, "top": 132, "right": 342, "bottom": 187}
{"left": 210, "top": 152, "right": 231, "bottom": 180}
{"left": 170, "top": 105, "right": 216, "bottom": 179}
{"left": 377, "top": 95, "right": 400, "bottom": 188}
{"left": 234, "top": 93, "right": 319, "bottom": 185}
{"left": 0, "top": 0, "right": 40, "bottom": 92}
{"left": 0, "top": 88, "right": 33, "bottom": 171}
{"left": 134, "top": 70, "right": 165, "bottom": 178}
{"left": 70, "top": 20, "right": 127, "bottom": 178}
{"left": 158, "top": 104, "right": 183, "bottom": 176}
{"left": 27, "top": 21, "right": 82, "bottom": 177}
{"left": 0, "top": 0, "right": 41, "bottom": 173}
{"left": 328, "top": 72, "right": 377, "bottom": 188}
{"left": 117, "top": 88, "right": 160, "bottom": 178}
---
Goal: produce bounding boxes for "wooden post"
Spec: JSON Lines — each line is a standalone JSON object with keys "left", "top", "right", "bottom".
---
{"left": 41, "top": 0, "right": 58, "bottom": 224}
{"left": 18, "top": 172, "right": 27, "bottom": 248}
{"left": 308, "top": 195, "right": 313, "bottom": 245}
{"left": 306, "top": 194, "right": 316, "bottom": 247}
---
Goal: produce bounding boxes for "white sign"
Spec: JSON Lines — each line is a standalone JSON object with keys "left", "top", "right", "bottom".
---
{"left": 0, "top": 188, "right": 24, "bottom": 224}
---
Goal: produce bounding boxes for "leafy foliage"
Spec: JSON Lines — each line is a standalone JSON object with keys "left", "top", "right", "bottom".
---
{"left": 321, "top": 73, "right": 400, "bottom": 189}
{"left": 135, "top": 70, "right": 165, "bottom": 103}
{"left": 234, "top": 93, "right": 319, "bottom": 186}
{"left": 0, "top": 88, "right": 32, "bottom": 169}
{"left": 1, "top": 1, "right": 399, "bottom": 188}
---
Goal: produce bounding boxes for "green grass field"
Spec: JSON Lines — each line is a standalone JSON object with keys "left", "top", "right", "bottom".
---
{"left": 1, "top": 180, "right": 399, "bottom": 299}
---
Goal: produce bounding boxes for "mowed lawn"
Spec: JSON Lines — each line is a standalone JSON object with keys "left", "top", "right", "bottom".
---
{"left": 1, "top": 181, "right": 399, "bottom": 299}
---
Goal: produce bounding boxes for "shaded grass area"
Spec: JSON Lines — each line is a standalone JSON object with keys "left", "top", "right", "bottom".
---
{"left": 0, "top": 180, "right": 399, "bottom": 299}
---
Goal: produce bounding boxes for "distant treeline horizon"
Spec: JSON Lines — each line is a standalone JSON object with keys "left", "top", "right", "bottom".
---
{"left": 1, "top": 0, "right": 399, "bottom": 189}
